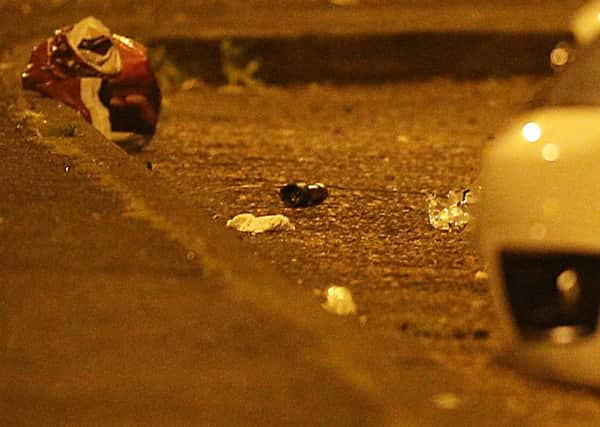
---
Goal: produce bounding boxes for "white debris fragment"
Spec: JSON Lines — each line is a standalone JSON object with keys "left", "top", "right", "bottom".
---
{"left": 226, "top": 213, "right": 295, "bottom": 234}
{"left": 474, "top": 271, "right": 489, "bottom": 281}
{"left": 329, "top": 0, "right": 360, "bottom": 5}
{"left": 180, "top": 78, "right": 203, "bottom": 91}
{"left": 431, "top": 392, "right": 462, "bottom": 410}
{"left": 322, "top": 286, "right": 357, "bottom": 316}
{"left": 426, "top": 189, "right": 473, "bottom": 232}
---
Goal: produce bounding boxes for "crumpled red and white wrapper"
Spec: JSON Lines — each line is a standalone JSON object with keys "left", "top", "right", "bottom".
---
{"left": 22, "top": 16, "right": 161, "bottom": 151}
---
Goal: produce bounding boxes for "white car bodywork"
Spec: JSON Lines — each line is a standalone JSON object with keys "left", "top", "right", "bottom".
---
{"left": 479, "top": 107, "right": 600, "bottom": 386}
{"left": 572, "top": 0, "right": 600, "bottom": 45}
{"left": 550, "top": 1, "right": 600, "bottom": 70}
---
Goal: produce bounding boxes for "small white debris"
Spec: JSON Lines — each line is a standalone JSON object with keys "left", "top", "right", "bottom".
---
{"left": 277, "top": 129, "right": 296, "bottom": 137}
{"left": 431, "top": 392, "right": 462, "bottom": 410}
{"left": 329, "top": 0, "right": 360, "bottom": 5}
{"left": 226, "top": 213, "right": 295, "bottom": 235}
{"left": 180, "top": 78, "right": 203, "bottom": 91}
{"left": 396, "top": 134, "right": 410, "bottom": 143}
{"left": 426, "top": 189, "right": 473, "bottom": 232}
{"left": 322, "top": 286, "right": 357, "bottom": 316}
{"left": 474, "top": 271, "right": 489, "bottom": 281}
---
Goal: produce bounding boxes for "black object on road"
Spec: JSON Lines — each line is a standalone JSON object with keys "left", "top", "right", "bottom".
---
{"left": 280, "top": 182, "right": 329, "bottom": 207}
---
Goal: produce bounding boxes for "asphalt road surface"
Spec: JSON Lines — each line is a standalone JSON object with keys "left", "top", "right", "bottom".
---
{"left": 3, "top": 1, "right": 600, "bottom": 424}
{"left": 134, "top": 76, "right": 600, "bottom": 425}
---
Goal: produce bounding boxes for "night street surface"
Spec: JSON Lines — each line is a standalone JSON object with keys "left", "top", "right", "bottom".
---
{"left": 3, "top": 0, "right": 600, "bottom": 425}
{"left": 137, "top": 76, "right": 600, "bottom": 423}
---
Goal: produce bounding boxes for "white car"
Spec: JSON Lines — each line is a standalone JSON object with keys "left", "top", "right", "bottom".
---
{"left": 479, "top": 41, "right": 600, "bottom": 386}
{"left": 572, "top": 0, "right": 600, "bottom": 45}
{"left": 551, "top": 0, "right": 600, "bottom": 69}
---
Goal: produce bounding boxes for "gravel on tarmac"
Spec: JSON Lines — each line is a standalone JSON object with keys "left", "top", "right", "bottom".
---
{"left": 136, "top": 77, "right": 600, "bottom": 425}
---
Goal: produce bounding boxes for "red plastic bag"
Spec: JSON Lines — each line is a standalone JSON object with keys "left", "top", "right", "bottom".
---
{"left": 22, "top": 16, "right": 161, "bottom": 151}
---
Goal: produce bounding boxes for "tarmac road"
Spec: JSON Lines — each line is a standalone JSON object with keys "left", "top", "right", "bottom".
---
{"left": 136, "top": 76, "right": 600, "bottom": 425}
{"left": 1, "top": 61, "right": 471, "bottom": 427}
{"left": 2, "top": 55, "right": 549, "bottom": 427}
{"left": 3, "top": 0, "right": 600, "bottom": 425}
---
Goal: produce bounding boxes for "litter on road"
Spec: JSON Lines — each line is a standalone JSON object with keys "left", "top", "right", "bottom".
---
{"left": 431, "top": 392, "right": 462, "bottom": 410}
{"left": 280, "top": 182, "right": 329, "bottom": 207}
{"left": 474, "top": 271, "right": 489, "bottom": 281}
{"left": 226, "top": 213, "right": 295, "bottom": 234}
{"left": 426, "top": 188, "right": 473, "bottom": 232}
{"left": 322, "top": 286, "right": 357, "bottom": 316}
{"left": 21, "top": 16, "right": 161, "bottom": 151}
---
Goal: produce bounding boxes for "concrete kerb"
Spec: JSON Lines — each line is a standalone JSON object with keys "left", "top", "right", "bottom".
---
{"left": 149, "top": 31, "right": 572, "bottom": 86}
